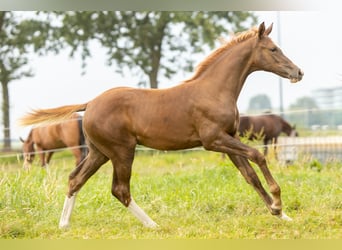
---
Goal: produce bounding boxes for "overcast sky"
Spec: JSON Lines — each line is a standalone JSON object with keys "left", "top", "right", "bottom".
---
{"left": 10, "top": 11, "right": 342, "bottom": 139}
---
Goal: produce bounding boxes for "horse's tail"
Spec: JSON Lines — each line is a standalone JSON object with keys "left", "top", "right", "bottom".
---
{"left": 19, "top": 103, "right": 88, "bottom": 126}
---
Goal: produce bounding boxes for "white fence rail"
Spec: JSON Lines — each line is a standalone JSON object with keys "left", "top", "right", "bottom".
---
{"left": 277, "top": 136, "right": 342, "bottom": 162}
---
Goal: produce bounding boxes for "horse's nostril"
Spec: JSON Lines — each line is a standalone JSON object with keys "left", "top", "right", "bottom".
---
{"left": 299, "top": 69, "right": 304, "bottom": 76}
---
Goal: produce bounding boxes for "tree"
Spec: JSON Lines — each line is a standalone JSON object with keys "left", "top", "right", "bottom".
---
{"left": 288, "top": 96, "right": 320, "bottom": 127}
{"left": 53, "top": 11, "right": 257, "bottom": 89}
{"left": 289, "top": 96, "right": 318, "bottom": 110}
{"left": 0, "top": 11, "right": 57, "bottom": 150}
{"left": 247, "top": 94, "right": 272, "bottom": 113}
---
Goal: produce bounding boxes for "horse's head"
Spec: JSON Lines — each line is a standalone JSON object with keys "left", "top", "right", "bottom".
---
{"left": 290, "top": 124, "right": 299, "bottom": 137}
{"left": 251, "top": 22, "right": 304, "bottom": 83}
{"left": 20, "top": 136, "right": 35, "bottom": 169}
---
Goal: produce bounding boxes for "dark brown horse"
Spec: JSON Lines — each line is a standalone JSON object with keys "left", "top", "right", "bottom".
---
{"left": 20, "top": 113, "right": 88, "bottom": 169}
{"left": 239, "top": 113, "right": 298, "bottom": 155}
{"left": 19, "top": 23, "right": 303, "bottom": 228}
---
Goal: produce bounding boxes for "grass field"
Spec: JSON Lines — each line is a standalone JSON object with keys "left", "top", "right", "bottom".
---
{"left": 0, "top": 149, "right": 341, "bottom": 239}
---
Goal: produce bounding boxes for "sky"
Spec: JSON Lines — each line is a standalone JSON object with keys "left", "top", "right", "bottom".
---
{"left": 9, "top": 11, "right": 342, "bottom": 139}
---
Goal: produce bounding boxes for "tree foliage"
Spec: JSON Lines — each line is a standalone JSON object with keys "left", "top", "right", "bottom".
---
{"left": 247, "top": 94, "right": 272, "bottom": 113}
{"left": 289, "top": 96, "right": 319, "bottom": 110}
{"left": 286, "top": 96, "right": 321, "bottom": 128}
{"left": 53, "top": 11, "right": 257, "bottom": 88}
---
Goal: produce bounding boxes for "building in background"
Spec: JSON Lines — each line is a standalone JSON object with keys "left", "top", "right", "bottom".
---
{"left": 312, "top": 86, "right": 342, "bottom": 110}
{"left": 311, "top": 86, "right": 342, "bottom": 129}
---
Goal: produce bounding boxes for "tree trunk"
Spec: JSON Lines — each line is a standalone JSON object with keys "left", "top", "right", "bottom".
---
{"left": 147, "top": 38, "right": 162, "bottom": 89}
{"left": 147, "top": 13, "right": 168, "bottom": 89}
{"left": 1, "top": 80, "right": 11, "bottom": 151}
{"left": 0, "top": 13, "right": 11, "bottom": 151}
{"left": 149, "top": 71, "right": 159, "bottom": 89}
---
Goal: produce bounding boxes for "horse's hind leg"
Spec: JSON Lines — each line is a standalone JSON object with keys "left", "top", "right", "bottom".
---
{"left": 110, "top": 146, "right": 158, "bottom": 228}
{"left": 45, "top": 152, "right": 54, "bottom": 167}
{"left": 70, "top": 147, "right": 83, "bottom": 167}
{"left": 59, "top": 143, "right": 109, "bottom": 229}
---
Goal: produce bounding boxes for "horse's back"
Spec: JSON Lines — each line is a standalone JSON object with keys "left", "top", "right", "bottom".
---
{"left": 59, "top": 113, "right": 81, "bottom": 142}
{"left": 83, "top": 86, "right": 201, "bottom": 150}
{"left": 254, "top": 114, "right": 283, "bottom": 139}
{"left": 239, "top": 114, "right": 280, "bottom": 139}
{"left": 32, "top": 113, "right": 82, "bottom": 149}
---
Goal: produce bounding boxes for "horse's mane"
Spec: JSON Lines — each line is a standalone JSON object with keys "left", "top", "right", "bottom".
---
{"left": 185, "top": 26, "right": 259, "bottom": 83}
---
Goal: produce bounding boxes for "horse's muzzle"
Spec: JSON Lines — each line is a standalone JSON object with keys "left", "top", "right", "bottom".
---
{"left": 290, "top": 69, "right": 304, "bottom": 83}
{"left": 23, "top": 161, "right": 32, "bottom": 170}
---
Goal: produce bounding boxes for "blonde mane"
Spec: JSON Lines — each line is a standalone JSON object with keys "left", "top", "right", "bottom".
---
{"left": 185, "top": 26, "right": 259, "bottom": 82}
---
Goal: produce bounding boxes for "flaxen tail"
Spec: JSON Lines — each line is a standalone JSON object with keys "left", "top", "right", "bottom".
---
{"left": 19, "top": 103, "right": 88, "bottom": 126}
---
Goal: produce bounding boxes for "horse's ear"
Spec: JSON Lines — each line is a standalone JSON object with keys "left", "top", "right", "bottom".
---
{"left": 258, "top": 22, "right": 266, "bottom": 39}
{"left": 264, "top": 23, "right": 273, "bottom": 36}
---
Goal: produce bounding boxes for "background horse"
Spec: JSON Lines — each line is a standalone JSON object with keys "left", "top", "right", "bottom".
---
{"left": 19, "top": 23, "right": 303, "bottom": 228}
{"left": 20, "top": 112, "right": 88, "bottom": 169}
{"left": 238, "top": 113, "right": 298, "bottom": 155}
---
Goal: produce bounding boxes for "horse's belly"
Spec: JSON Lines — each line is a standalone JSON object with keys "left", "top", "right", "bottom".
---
{"left": 137, "top": 133, "right": 202, "bottom": 151}
{"left": 138, "top": 139, "right": 202, "bottom": 150}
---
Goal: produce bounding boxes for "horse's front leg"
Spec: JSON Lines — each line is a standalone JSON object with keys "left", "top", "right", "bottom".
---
{"left": 201, "top": 129, "right": 291, "bottom": 220}
{"left": 36, "top": 146, "right": 47, "bottom": 167}
{"left": 273, "top": 137, "right": 278, "bottom": 160}
{"left": 22, "top": 154, "right": 32, "bottom": 170}
{"left": 70, "top": 148, "right": 83, "bottom": 166}
{"left": 110, "top": 146, "right": 158, "bottom": 228}
{"left": 263, "top": 138, "right": 269, "bottom": 155}
{"left": 227, "top": 154, "right": 291, "bottom": 220}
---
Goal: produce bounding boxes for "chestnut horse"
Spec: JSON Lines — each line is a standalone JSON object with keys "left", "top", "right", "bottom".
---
{"left": 19, "top": 23, "right": 303, "bottom": 229}
{"left": 20, "top": 113, "right": 88, "bottom": 169}
{"left": 239, "top": 113, "right": 298, "bottom": 155}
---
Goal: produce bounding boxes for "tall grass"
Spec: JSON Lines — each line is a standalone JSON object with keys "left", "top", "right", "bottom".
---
{"left": 0, "top": 150, "right": 341, "bottom": 239}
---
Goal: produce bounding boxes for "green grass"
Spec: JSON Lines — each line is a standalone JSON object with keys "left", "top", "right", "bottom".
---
{"left": 0, "top": 150, "right": 341, "bottom": 239}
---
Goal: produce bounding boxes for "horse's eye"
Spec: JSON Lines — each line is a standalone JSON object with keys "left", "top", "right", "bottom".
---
{"left": 270, "top": 47, "right": 277, "bottom": 52}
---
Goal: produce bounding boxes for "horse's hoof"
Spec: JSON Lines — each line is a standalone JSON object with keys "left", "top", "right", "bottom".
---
{"left": 59, "top": 222, "right": 70, "bottom": 230}
{"left": 277, "top": 211, "right": 293, "bottom": 221}
{"left": 143, "top": 221, "right": 159, "bottom": 228}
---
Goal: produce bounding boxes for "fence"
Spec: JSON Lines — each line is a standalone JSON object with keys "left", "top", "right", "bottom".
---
{"left": 2, "top": 109, "right": 342, "bottom": 164}
{"left": 276, "top": 136, "right": 342, "bottom": 163}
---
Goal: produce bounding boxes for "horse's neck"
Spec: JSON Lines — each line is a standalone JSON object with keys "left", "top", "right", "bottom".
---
{"left": 281, "top": 120, "right": 292, "bottom": 135}
{"left": 201, "top": 42, "right": 255, "bottom": 101}
{"left": 27, "top": 129, "right": 34, "bottom": 141}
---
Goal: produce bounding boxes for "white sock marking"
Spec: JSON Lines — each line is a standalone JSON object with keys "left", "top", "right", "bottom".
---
{"left": 278, "top": 211, "right": 293, "bottom": 221}
{"left": 127, "top": 198, "right": 158, "bottom": 228}
{"left": 59, "top": 193, "right": 77, "bottom": 229}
